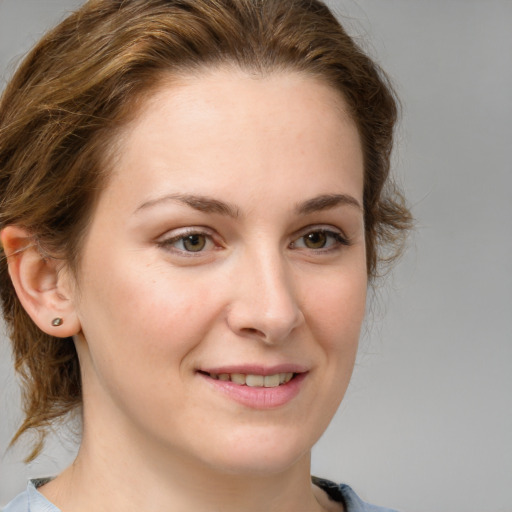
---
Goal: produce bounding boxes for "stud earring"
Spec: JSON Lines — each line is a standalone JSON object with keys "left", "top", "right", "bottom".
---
{"left": 51, "top": 317, "right": 63, "bottom": 327}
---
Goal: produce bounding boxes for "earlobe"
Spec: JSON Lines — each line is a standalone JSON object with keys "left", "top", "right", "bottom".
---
{"left": 1, "top": 226, "right": 81, "bottom": 337}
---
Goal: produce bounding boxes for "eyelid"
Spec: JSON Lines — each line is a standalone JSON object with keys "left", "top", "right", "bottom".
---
{"left": 290, "top": 225, "right": 351, "bottom": 250}
{"left": 156, "top": 226, "right": 220, "bottom": 254}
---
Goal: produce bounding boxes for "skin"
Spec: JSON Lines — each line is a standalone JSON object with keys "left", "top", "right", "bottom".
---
{"left": 4, "top": 68, "right": 366, "bottom": 512}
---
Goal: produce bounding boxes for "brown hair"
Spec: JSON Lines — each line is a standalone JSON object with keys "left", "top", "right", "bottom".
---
{"left": 0, "top": 0, "right": 412, "bottom": 460}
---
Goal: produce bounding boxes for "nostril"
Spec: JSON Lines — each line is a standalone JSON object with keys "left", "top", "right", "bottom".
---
{"left": 241, "top": 327, "right": 263, "bottom": 336}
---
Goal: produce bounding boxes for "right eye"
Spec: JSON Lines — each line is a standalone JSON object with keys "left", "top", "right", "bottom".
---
{"left": 158, "top": 230, "right": 216, "bottom": 254}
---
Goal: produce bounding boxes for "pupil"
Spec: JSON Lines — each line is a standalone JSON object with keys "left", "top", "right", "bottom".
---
{"left": 305, "top": 232, "right": 326, "bottom": 249}
{"left": 184, "top": 234, "right": 206, "bottom": 252}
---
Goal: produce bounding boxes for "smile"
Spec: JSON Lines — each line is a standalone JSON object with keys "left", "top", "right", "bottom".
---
{"left": 207, "top": 372, "right": 295, "bottom": 387}
{"left": 198, "top": 369, "right": 307, "bottom": 409}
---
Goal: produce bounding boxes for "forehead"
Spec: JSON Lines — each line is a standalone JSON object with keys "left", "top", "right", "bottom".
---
{"left": 104, "top": 68, "right": 364, "bottom": 211}
{"left": 135, "top": 68, "right": 358, "bottom": 141}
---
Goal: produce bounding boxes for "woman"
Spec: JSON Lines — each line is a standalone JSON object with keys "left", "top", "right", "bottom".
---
{"left": 0, "top": 1, "right": 411, "bottom": 511}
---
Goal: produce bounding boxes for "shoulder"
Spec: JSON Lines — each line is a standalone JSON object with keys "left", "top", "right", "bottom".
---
{"left": 1, "top": 490, "right": 28, "bottom": 512}
{"left": 2, "top": 491, "right": 27, "bottom": 512}
{"left": 2, "top": 480, "right": 60, "bottom": 512}
{"left": 4, "top": 476, "right": 399, "bottom": 512}
{"left": 313, "top": 477, "right": 401, "bottom": 512}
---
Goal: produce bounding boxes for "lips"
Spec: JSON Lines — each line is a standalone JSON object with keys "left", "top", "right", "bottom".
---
{"left": 197, "top": 366, "right": 307, "bottom": 409}
{"left": 206, "top": 372, "right": 295, "bottom": 388}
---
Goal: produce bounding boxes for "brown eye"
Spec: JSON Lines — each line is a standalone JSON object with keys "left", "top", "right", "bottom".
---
{"left": 303, "top": 231, "right": 327, "bottom": 249}
{"left": 182, "top": 234, "right": 207, "bottom": 252}
{"left": 159, "top": 230, "right": 217, "bottom": 255}
{"left": 291, "top": 229, "right": 348, "bottom": 252}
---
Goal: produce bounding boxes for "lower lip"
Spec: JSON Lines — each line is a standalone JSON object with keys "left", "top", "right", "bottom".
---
{"left": 199, "top": 372, "right": 307, "bottom": 409}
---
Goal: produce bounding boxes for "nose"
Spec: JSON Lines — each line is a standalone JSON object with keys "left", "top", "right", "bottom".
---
{"left": 226, "top": 249, "right": 304, "bottom": 344}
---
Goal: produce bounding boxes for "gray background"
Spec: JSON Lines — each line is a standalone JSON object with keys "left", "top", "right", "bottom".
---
{"left": 1, "top": 1, "right": 511, "bottom": 511}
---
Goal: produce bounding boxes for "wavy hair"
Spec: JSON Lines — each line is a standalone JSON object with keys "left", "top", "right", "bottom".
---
{"left": 0, "top": 0, "right": 412, "bottom": 460}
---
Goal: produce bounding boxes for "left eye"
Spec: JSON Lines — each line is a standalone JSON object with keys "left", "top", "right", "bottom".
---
{"left": 291, "top": 229, "right": 348, "bottom": 250}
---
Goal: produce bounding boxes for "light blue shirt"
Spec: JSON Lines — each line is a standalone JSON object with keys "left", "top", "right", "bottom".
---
{"left": 2, "top": 479, "right": 59, "bottom": 512}
{"left": 2, "top": 477, "right": 400, "bottom": 512}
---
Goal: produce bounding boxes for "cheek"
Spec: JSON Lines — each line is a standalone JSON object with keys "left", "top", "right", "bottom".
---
{"left": 303, "top": 265, "right": 366, "bottom": 410}
{"left": 75, "top": 257, "right": 222, "bottom": 371}
{"left": 304, "top": 268, "right": 367, "bottom": 341}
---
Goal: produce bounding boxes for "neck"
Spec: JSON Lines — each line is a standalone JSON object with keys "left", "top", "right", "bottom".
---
{"left": 39, "top": 368, "right": 335, "bottom": 512}
{"left": 40, "top": 426, "right": 327, "bottom": 512}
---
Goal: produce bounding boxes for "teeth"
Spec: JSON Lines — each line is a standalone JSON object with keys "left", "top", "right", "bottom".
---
{"left": 231, "top": 373, "right": 246, "bottom": 385}
{"left": 246, "top": 374, "right": 264, "bottom": 387}
{"left": 264, "top": 374, "right": 280, "bottom": 387}
{"left": 208, "top": 372, "right": 295, "bottom": 387}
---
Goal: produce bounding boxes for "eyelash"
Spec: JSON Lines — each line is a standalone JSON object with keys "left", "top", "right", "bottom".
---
{"left": 157, "top": 228, "right": 219, "bottom": 255}
{"left": 289, "top": 228, "right": 350, "bottom": 252}
{"left": 157, "top": 227, "right": 350, "bottom": 255}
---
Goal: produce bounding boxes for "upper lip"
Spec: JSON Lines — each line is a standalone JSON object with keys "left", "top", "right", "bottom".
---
{"left": 198, "top": 364, "right": 308, "bottom": 376}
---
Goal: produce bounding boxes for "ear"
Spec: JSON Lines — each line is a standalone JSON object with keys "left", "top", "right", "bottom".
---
{"left": 1, "top": 225, "right": 81, "bottom": 338}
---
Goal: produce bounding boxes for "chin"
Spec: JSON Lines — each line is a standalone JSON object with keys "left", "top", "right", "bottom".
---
{"left": 197, "top": 427, "right": 315, "bottom": 476}
{"left": 207, "top": 451, "right": 309, "bottom": 477}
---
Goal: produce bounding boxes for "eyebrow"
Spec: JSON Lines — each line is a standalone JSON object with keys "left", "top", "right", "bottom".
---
{"left": 135, "top": 193, "right": 240, "bottom": 218}
{"left": 135, "top": 192, "right": 361, "bottom": 218}
{"left": 295, "top": 194, "right": 362, "bottom": 215}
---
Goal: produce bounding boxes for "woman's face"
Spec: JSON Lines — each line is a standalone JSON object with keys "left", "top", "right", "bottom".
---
{"left": 71, "top": 69, "right": 367, "bottom": 474}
